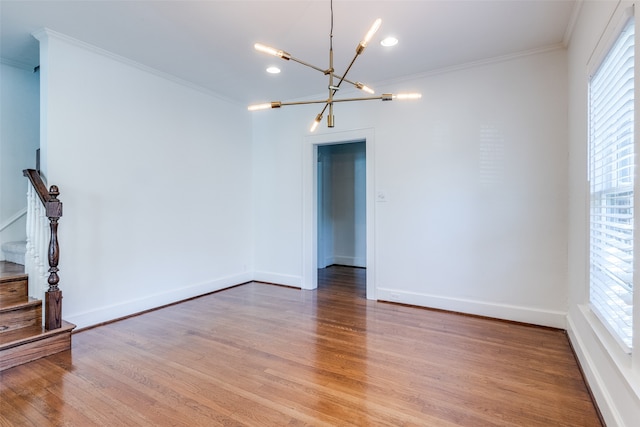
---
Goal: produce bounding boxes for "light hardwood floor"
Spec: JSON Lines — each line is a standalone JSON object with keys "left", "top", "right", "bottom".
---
{"left": 0, "top": 266, "right": 601, "bottom": 426}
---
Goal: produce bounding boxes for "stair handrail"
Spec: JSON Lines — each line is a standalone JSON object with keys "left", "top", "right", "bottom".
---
{"left": 23, "top": 168, "right": 63, "bottom": 330}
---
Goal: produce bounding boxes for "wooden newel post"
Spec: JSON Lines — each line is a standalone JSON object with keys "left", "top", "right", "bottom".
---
{"left": 45, "top": 185, "right": 62, "bottom": 330}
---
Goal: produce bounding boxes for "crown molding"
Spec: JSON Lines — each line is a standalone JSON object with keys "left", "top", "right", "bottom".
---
{"left": 31, "top": 28, "right": 241, "bottom": 107}
{"left": 373, "top": 43, "right": 567, "bottom": 89}
{"left": 0, "top": 57, "right": 36, "bottom": 71}
{"left": 563, "top": 0, "right": 584, "bottom": 47}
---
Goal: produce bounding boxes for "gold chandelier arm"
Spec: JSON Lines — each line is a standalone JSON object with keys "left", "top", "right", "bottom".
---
{"left": 249, "top": 93, "right": 420, "bottom": 111}
{"left": 329, "top": 94, "right": 422, "bottom": 102}
{"left": 334, "top": 75, "right": 360, "bottom": 89}
{"left": 308, "top": 95, "right": 381, "bottom": 131}
{"left": 331, "top": 18, "right": 382, "bottom": 92}
{"left": 330, "top": 95, "right": 385, "bottom": 103}
{"left": 318, "top": 101, "right": 330, "bottom": 116}
{"left": 254, "top": 42, "right": 368, "bottom": 92}
{"left": 292, "top": 95, "right": 402, "bottom": 106}
{"left": 288, "top": 56, "right": 369, "bottom": 91}
{"left": 280, "top": 99, "right": 331, "bottom": 107}
{"left": 334, "top": 51, "right": 360, "bottom": 91}
{"left": 305, "top": 96, "right": 389, "bottom": 112}
{"left": 307, "top": 91, "right": 419, "bottom": 131}
{"left": 288, "top": 56, "right": 326, "bottom": 74}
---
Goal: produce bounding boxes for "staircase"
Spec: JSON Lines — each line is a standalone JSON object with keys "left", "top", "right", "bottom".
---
{"left": 0, "top": 261, "right": 74, "bottom": 371}
{"left": 1, "top": 241, "right": 26, "bottom": 265}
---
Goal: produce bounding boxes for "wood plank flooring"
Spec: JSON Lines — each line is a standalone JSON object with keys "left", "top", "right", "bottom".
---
{"left": 0, "top": 266, "right": 601, "bottom": 426}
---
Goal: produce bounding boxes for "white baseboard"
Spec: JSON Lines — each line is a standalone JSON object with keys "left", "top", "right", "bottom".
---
{"left": 566, "top": 306, "right": 640, "bottom": 427}
{"left": 66, "top": 272, "right": 253, "bottom": 329}
{"left": 252, "top": 271, "right": 302, "bottom": 288}
{"left": 566, "top": 312, "right": 620, "bottom": 427}
{"left": 376, "top": 288, "right": 567, "bottom": 328}
{"left": 332, "top": 256, "right": 366, "bottom": 268}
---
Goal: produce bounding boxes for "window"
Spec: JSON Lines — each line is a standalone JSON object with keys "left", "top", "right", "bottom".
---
{"left": 589, "top": 17, "right": 635, "bottom": 351}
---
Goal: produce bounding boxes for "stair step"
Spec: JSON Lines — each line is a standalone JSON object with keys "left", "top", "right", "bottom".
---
{"left": 0, "top": 275, "right": 29, "bottom": 307}
{"left": 0, "top": 323, "right": 43, "bottom": 346}
{"left": 1, "top": 241, "right": 26, "bottom": 265}
{"left": 0, "top": 298, "right": 42, "bottom": 333}
{"left": 0, "top": 260, "right": 75, "bottom": 371}
{"left": 0, "top": 261, "right": 25, "bottom": 278}
{"left": 0, "top": 320, "right": 75, "bottom": 371}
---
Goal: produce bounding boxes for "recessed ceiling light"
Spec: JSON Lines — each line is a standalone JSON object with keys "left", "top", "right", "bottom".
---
{"left": 266, "top": 66, "right": 281, "bottom": 74}
{"left": 380, "top": 37, "right": 398, "bottom": 47}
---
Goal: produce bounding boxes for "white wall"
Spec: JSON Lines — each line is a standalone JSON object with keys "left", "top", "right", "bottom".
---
{"left": 0, "top": 62, "right": 39, "bottom": 256}
{"left": 253, "top": 47, "right": 569, "bottom": 327}
{"left": 35, "top": 30, "right": 253, "bottom": 328}
{"left": 566, "top": 1, "right": 640, "bottom": 426}
{"left": 251, "top": 106, "right": 305, "bottom": 286}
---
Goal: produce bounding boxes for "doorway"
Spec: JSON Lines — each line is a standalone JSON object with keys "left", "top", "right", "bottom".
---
{"left": 301, "top": 128, "right": 375, "bottom": 300}
{"left": 317, "top": 141, "right": 366, "bottom": 270}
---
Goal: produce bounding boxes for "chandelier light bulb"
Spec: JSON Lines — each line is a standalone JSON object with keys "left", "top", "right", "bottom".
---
{"left": 357, "top": 18, "right": 382, "bottom": 54}
{"left": 362, "top": 19, "right": 382, "bottom": 47}
{"left": 254, "top": 43, "right": 291, "bottom": 60}
{"left": 356, "top": 82, "right": 375, "bottom": 94}
{"left": 394, "top": 93, "right": 422, "bottom": 100}
{"left": 248, "top": 103, "right": 271, "bottom": 111}
{"left": 248, "top": 102, "right": 282, "bottom": 111}
{"left": 310, "top": 115, "right": 322, "bottom": 132}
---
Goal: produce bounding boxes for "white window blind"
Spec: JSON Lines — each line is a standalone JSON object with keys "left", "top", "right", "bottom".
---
{"left": 589, "top": 18, "right": 635, "bottom": 351}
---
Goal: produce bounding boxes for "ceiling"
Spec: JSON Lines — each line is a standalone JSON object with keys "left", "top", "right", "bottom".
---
{"left": 0, "top": 0, "right": 578, "bottom": 106}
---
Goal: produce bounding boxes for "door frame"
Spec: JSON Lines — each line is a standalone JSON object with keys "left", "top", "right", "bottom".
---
{"left": 301, "top": 128, "right": 376, "bottom": 300}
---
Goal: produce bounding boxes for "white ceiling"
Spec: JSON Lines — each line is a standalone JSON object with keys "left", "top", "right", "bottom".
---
{"left": 0, "top": 0, "right": 578, "bottom": 106}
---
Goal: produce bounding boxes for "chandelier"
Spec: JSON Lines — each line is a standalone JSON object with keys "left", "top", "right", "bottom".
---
{"left": 248, "top": 0, "right": 421, "bottom": 132}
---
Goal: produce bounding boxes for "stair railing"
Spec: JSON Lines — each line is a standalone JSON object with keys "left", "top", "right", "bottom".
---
{"left": 23, "top": 169, "right": 63, "bottom": 330}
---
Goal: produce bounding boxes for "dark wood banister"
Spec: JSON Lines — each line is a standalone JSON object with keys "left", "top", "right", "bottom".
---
{"left": 23, "top": 168, "right": 63, "bottom": 331}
